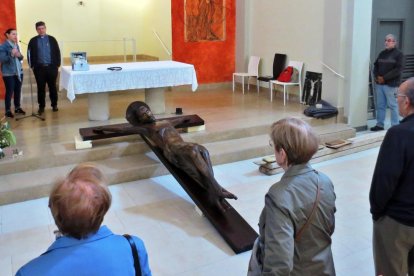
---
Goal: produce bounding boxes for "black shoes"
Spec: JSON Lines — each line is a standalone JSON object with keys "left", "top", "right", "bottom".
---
{"left": 370, "top": 126, "right": 384, "bottom": 131}
{"left": 5, "top": 111, "right": 14, "bottom": 118}
{"left": 5, "top": 108, "right": 26, "bottom": 118}
{"left": 37, "top": 106, "right": 58, "bottom": 114}
{"left": 15, "top": 108, "right": 26, "bottom": 115}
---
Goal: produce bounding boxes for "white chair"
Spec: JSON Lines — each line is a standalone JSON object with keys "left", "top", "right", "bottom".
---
{"left": 269, "top": 61, "right": 304, "bottom": 105}
{"left": 232, "top": 56, "right": 261, "bottom": 94}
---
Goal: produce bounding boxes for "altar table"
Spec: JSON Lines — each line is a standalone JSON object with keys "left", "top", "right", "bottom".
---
{"left": 59, "top": 61, "right": 198, "bottom": 120}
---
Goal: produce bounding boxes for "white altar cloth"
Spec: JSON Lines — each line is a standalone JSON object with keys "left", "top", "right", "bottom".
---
{"left": 59, "top": 61, "right": 198, "bottom": 102}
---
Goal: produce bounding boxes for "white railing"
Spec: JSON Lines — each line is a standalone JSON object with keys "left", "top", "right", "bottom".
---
{"left": 321, "top": 61, "right": 345, "bottom": 79}
{"left": 59, "top": 38, "right": 137, "bottom": 65}
{"left": 153, "top": 29, "right": 172, "bottom": 57}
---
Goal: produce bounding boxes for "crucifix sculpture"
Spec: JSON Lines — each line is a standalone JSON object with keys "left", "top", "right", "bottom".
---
{"left": 93, "top": 101, "right": 257, "bottom": 253}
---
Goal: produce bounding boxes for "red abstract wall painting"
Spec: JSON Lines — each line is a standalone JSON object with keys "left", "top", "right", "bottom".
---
{"left": 184, "top": 0, "right": 226, "bottom": 42}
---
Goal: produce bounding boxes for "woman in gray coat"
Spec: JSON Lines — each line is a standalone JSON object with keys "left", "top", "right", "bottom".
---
{"left": 249, "top": 117, "right": 336, "bottom": 275}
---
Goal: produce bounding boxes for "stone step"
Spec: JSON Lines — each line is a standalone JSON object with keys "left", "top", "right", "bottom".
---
{"left": 0, "top": 123, "right": 356, "bottom": 205}
{"left": 0, "top": 135, "right": 144, "bottom": 175}
{"left": 0, "top": 124, "right": 272, "bottom": 175}
{"left": 0, "top": 153, "right": 169, "bottom": 205}
{"left": 255, "top": 131, "right": 385, "bottom": 175}
{"left": 0, "top": 122, "right": 353, "bottom": 176}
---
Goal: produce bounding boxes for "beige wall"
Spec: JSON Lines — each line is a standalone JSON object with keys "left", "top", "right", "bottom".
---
{"left": 15, "top": 0, "right": 372, "bottom": 128}
{"left": 341, "top": 0, "right": 372, "bottom": 128}
{"left": 235, "top": 0, "right": 249, "bottom": 73}
{"left": 246, "top": 0, "right": 325, "bottom": 76}
{"left": 240, "top": 0, "right": 326, "bottom": 108}
{"left": 321, "top": 0, "right": 372, "bottom": 128}
{"left": 15, "top": 0, "right": 172, "bottom": 63}
{"left": 238, "top": 0, "right": 372, "bottom": 128}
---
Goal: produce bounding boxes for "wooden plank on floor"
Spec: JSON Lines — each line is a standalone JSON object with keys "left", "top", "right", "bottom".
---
{"left": 258, "top": 131, "right": 385, "bottom": 175}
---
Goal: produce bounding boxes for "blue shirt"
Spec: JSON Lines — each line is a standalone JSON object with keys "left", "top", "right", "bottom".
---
{"left": 36, "top": 35, "right": 52, "bottom": 64}
{"left": 16, "top": 225, "right": 152, "bottom": 276}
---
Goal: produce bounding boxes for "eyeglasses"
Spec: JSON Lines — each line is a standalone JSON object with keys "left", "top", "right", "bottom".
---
{"left": 385, "top": 39, "right": 395, "bottom": 42}
{"left": 395, "top": 93, "right": 407, "bottom": 98}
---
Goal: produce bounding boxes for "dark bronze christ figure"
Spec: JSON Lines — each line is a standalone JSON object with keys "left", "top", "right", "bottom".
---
{"left": 94, "top": 101, "right": 237, "bottom": 212}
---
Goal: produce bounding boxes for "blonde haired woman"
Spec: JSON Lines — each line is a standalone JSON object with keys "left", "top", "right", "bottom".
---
{"left": 248, "top": 117, "right": 336, "bottom": 275}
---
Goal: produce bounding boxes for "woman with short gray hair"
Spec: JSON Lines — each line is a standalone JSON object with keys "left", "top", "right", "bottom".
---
{"left": 248, "top": 117, "right": 336, "bottom": 275}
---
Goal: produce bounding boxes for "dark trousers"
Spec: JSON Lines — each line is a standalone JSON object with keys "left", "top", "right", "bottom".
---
{"left": 2, "top": 75, "right": 23, "bottom": 112}
{"left": 373, "top": 215, "right": 414, "bottom": 276}
{"left": 33, "top": 65, "right": 58, "bottom": 108}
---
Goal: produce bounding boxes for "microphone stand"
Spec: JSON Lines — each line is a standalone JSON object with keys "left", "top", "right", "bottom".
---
{"left": 15, "top": 40, "right": 44, "bottom": 121}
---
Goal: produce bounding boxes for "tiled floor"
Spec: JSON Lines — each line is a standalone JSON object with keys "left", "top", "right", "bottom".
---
{"left": 0, "top": 147, "right": 379, "bottom": 275}
{"left": 0, "top": 80, "right": 381, "bottom": 275}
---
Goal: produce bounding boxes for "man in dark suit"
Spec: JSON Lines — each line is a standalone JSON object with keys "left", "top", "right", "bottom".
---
{"left": 370, "top": 77, "right": 414, "bottom": 275}
{"left": 28, "top": 21, "right": 61, "bottom": 115}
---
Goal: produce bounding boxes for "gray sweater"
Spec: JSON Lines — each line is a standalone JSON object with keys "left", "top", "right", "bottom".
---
{"left": 258, "top": 163, "right": 336, "bottom": 275}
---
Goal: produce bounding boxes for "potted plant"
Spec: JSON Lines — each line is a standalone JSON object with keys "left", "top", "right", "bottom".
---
{"left": 0, "top": 118, "right": 16, "bottom": 158}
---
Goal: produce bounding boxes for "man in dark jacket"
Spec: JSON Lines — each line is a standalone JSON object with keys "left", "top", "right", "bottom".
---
{"left": 28, "top": 21, "right": 61, "bottom": 115}
{"left": 371, "top": 34, "right": 404, "bottom": 131}
{"left": 370, "top": 77, "right": 414, "bottom": 275}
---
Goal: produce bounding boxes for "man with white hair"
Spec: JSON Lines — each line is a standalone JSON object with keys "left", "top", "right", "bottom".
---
{"left": 370, "top": 77, "right": 414, "bottom": 275}
{"left": 371, "top": 34, "right": 404, "bottom": 131}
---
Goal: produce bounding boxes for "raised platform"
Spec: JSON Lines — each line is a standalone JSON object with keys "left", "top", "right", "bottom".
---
{"left": 0, "top": 121, "right": 357, "bottom": 205}
{"left": 1, "top": 80, "right": 369, "bottom": 207}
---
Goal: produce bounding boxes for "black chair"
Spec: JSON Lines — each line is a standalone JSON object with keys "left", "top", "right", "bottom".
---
{"left": 257, "top": 53, "right": 287, "bottom": 93}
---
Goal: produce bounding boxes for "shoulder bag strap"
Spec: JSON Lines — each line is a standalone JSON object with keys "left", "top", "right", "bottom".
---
{"left": 123, "top": 234, "right": 142, "bottom": 276}
{"left": 295, "top": 171, "right": 321, "bottom": 242}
